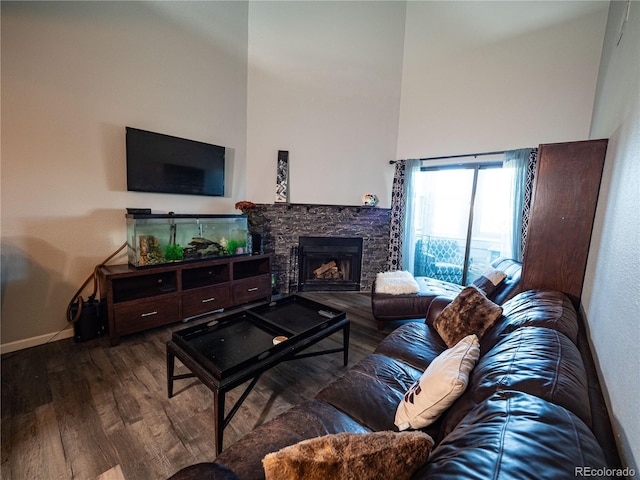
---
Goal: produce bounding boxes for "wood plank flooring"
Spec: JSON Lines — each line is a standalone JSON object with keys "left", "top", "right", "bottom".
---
{"left": 1, "top": 292, "right": 404, "bottom": 480}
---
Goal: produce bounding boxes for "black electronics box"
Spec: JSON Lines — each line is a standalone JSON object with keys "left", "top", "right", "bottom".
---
{"left": 127, "top": 208, "right": 151, "bottom": 215}
{"left": 72, "top": 299, "right": 104, "bottom": 343}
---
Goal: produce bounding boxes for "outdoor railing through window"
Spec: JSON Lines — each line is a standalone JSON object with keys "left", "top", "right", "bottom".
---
{"left": 410, "top": 161, "right": 513, "bottom": 285}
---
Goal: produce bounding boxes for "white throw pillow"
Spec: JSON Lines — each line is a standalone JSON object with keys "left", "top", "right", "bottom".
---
{"left": 375, "top": 271, "right": 420, "bottom": 295}
{"left": 395, "top": 334, "right": 480, "bottom": 431}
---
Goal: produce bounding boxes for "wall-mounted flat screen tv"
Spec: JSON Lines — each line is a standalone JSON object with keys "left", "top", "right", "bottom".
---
{"left": 126, "top": 127, "right": 225, "bottom": 197}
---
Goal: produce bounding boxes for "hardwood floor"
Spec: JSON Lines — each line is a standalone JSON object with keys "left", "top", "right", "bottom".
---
{"left": 1, "top": 292, "right": 403, "bottom": 480}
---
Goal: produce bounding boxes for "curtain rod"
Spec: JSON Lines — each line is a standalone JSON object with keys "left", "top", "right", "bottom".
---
{"left": 389, "top": 150, "right": 505, "bottom": 164}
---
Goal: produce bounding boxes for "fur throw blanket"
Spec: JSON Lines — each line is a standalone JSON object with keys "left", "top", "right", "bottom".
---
{"left": 375, "top": 271, "right": 420, "bottom": 295}
{"left": 262, "top": 431, "right": 433, "bottom": 480}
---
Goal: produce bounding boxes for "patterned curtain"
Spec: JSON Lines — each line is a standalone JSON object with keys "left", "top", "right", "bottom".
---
{"left": 386, "top": 161, "right": 406, "bottom": 270}
{"left": 386, "top": 159, "right": 421, "bottom": 271}
{"left": 521, "top": 148, "right": 538, "bottom": 256}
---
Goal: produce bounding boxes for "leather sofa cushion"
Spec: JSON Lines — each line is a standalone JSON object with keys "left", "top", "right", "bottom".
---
{"left": 214, "top": 399, "right": 371, "bottom": 480}
{"left": 371, "top": 277, "right": 464, "bottom": 321}
{"left": 440, "top": 327, "right": 592, "bottom": 437}
{"left": 478, "top": 289, "right": 579, "bottom": 352}
{"left": 315, "top": 354, "right": 422, "bottom": 432}
{"left": 417, "top": 390, "right": 607, "bottom": 480}
{"left": 374, "top": 322, "right": 447, "bottom": 371}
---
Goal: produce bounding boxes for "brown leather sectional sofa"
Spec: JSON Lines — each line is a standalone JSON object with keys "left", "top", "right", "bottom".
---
{"left": 170, "top": 289, "right": 619, "bottom": 480}
{"left": 371, "top": 257, "right": 522, "bottom": 329}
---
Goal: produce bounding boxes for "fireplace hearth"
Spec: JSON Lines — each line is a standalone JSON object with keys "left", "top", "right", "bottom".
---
{"left": 297, "top": 236, "right": 363, "bottom": 292}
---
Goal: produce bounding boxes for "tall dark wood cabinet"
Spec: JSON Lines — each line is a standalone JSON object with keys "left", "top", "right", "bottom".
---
{"left": 520, "top": 139, "right": 607, "bottom": 306}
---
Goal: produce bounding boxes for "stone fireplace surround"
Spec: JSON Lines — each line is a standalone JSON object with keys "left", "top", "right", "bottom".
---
{"left": 249, "top": 204, "right": 391, "bottom": 294}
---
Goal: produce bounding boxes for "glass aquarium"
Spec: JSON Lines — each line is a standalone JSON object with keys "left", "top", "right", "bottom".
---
{"left": 126, "top": 214, "right": 249, "bottom": 267}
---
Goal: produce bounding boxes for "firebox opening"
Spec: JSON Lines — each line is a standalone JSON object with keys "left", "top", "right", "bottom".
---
{"left": 298, "top": 237, "right": 363, "bottom": 292}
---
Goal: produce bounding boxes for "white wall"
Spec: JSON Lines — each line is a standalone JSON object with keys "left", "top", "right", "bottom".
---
{"left": 586, "top": 0, "right": 640, "bottom": 471}
{"left": 397, "top": 1, "right": 609, "bottom": 158}
{"left": 1, "top": 1, "right": 249, "bottom": 348}
{"left": 246, "top": 1, "right": 406, "bottom": 208}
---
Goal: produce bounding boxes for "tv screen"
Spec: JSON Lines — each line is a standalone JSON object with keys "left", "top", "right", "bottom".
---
{"left": 126, "top": 127, "right": 225, "bottom": 196}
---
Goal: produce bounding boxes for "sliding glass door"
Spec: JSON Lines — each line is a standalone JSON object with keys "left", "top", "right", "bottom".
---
{"left": 410, "top": 163, "right": 514, "bottom": 285}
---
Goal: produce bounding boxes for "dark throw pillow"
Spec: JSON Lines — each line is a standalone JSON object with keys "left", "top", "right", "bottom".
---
{"left": 433, "top": 286, "right": 503, "bottom": 348}
{"left": 472, "top": 268, "right": 507, "bottom": 297}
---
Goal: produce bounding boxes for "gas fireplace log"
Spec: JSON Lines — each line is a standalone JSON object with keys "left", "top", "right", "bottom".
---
{"left": 317, "top": 268, "right": 343, "bottom": 280}
{"left": 313, "top": 261, "right": 337, "bottom": 276}
{"left": 321, "top": 268, "right": 337, "bottom": 277}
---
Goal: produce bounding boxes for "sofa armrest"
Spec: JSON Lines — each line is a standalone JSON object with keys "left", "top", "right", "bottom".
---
{"left": 425, "top": 295, "right": 454, "bottom": 326}
{"left": 488, "top": 258, "right": 522, "bottom": 304}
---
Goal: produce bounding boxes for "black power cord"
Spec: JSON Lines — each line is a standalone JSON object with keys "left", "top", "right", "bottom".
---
{"left": 47, "top": 242, "right": 128, "bottom": 344}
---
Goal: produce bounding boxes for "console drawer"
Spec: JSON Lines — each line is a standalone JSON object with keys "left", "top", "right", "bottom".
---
{"left": 113, "top": 295, "right": 179, "bottom": 335}
{"left": 232, "top": 275, "right": 271, "bottom": 304}
{"left": 182, "top": 284, "right": 231, "bottom": 319}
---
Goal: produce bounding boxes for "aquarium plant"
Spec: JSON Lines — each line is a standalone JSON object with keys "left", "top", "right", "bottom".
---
{"left": 165, "top": 244, "right": 184, "bottom": 261}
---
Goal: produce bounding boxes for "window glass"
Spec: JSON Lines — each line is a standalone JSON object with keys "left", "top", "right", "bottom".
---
{"left": 466, "top": 167, "right": 513, "bottom": 283}
{"left": 411, "top": 163, "right": 513, "bottom": 285}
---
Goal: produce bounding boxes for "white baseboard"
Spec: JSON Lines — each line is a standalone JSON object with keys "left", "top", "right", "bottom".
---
{"left": 1, "top": 327, "right": 74, "bottom": 355}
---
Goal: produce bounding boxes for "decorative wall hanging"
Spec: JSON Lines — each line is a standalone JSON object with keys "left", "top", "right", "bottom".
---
{"left": 275, "top": 150, "right": 289, "bottom": 203}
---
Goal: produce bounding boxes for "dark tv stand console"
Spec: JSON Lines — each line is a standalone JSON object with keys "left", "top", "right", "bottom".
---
{"left": 98, "top": 254, "right": 272, "bottom": 346}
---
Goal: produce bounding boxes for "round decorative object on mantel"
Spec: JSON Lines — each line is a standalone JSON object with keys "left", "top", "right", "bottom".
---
{"left": 362, "top": 194, "right": 378, "bottom": 207}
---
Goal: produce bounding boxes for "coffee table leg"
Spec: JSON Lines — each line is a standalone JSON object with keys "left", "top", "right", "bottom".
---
{"left": 343, "top": 322, "right": 350, "bottom": 366}
{"left": 167, "top": 348, "right": 175, "bottom": 398}
{"left": 214, "top": 390, "right": 225, "bottom": 455}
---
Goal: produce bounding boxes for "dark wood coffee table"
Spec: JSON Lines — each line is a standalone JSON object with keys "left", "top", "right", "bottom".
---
{"left": 166, "top": 295, "right": 350, "bottom": 454}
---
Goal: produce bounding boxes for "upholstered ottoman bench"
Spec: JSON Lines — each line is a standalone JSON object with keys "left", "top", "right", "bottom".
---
{"left": 371, "top": 258, "right": 522, "bottom": 330}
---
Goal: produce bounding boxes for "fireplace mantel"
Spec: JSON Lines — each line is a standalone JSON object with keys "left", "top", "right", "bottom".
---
{"left": 277, "top": 203, "right": 379, "bottom": 211}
